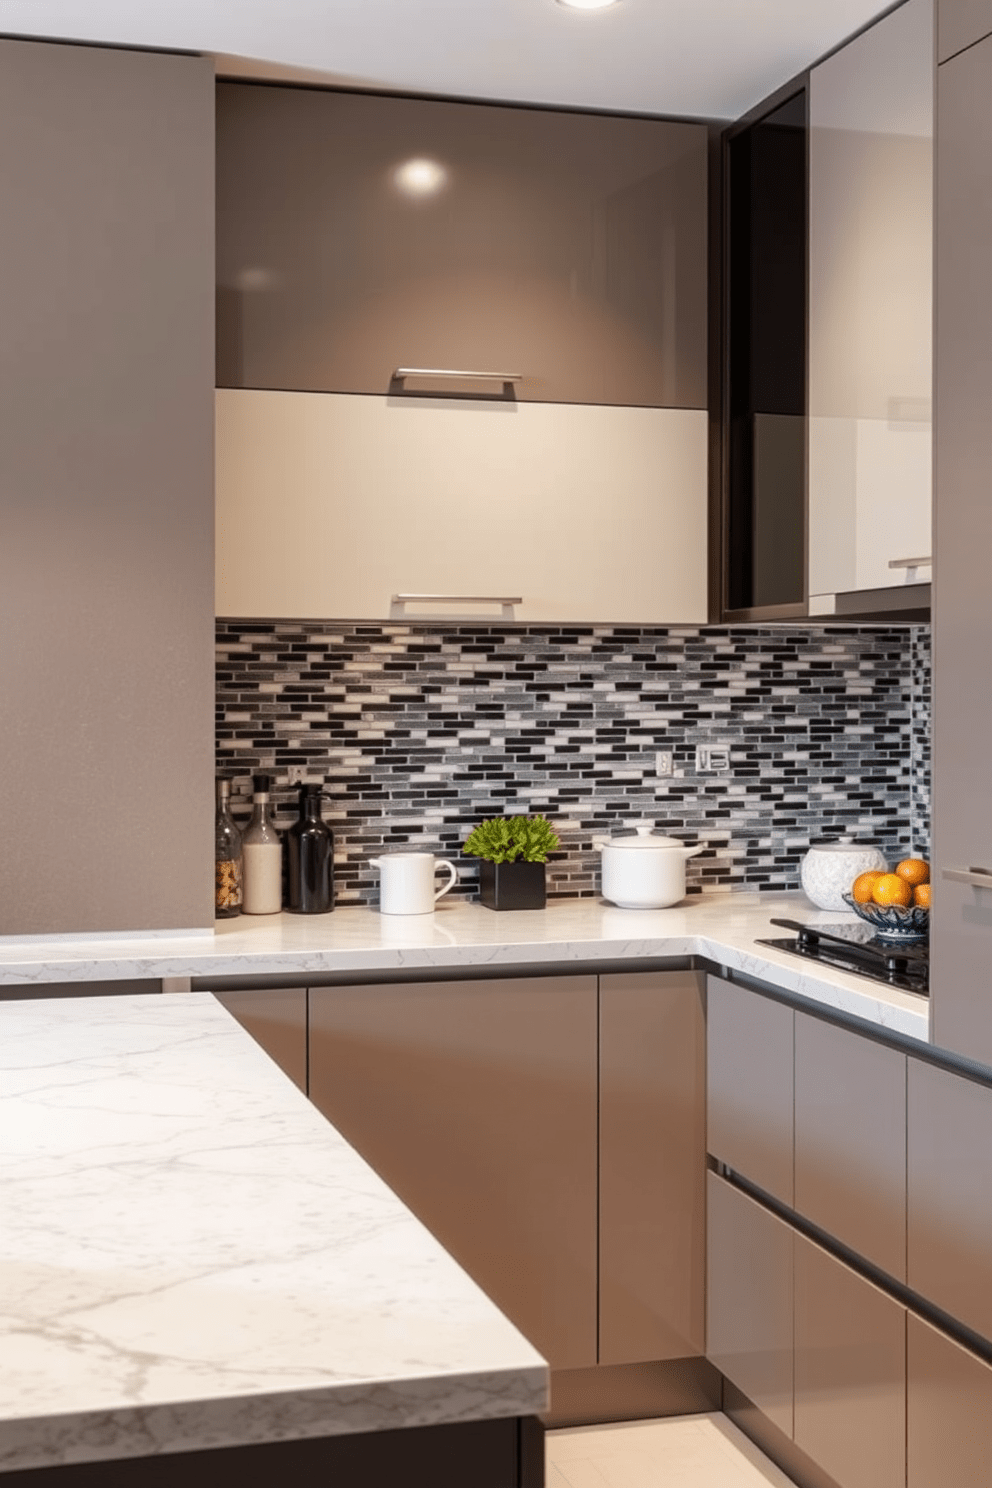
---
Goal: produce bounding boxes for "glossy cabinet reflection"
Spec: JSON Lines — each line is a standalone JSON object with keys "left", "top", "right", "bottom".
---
{"left": 217, "top": 83, "right": 707, "bottom": 410}
{"left": 808, "top": 0, "right": 933, "bottom": 609}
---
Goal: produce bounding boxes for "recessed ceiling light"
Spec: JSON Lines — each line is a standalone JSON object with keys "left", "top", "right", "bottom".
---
{"left": 393, "top": 157, "right": 449, "bottom": 197}
{"left": 556, "top": 0, "right": 621, "bottom": 10}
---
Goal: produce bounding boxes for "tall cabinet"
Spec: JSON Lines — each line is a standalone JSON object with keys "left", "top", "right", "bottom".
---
{"left": 931, "top": 11, "right": 992, "bottom": 1064}
{"left": 0, "top": 39, "right": 215, "bottom": 935}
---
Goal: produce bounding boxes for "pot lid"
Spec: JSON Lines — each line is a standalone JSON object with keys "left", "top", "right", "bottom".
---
{"left": 597, "top": 825, "right": 688, "bottom": 850}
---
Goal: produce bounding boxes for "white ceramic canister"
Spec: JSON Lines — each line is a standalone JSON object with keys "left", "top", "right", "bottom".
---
{"left": 370, "top": 852, "right": 458, "bottom": 915}
{"left": 593, "top": 825, "right": 703, "bottom": 909}
{"left": 800, "top": 839, "right": 887, "bottom": 912}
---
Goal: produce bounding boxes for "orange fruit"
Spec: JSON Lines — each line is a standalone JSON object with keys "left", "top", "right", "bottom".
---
{"left": 896, "top": 858, "right": 930, "bottom": 887}
{"left": 872, "top": 873, "right": 913, "bottom": 908}
{"left": 852, "top": 870, "right": 885, "bottom": 904}
{"left": 914, "top": 883, "right": 931, "bottom": 909}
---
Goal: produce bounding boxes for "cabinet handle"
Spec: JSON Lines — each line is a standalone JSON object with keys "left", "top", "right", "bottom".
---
{"left": 888, "top": 556, "right": 932, "bottom": 569}
{"left": 391, "top": 594, "right": 522, "bottom": 620}
{"left": 392, "top": 367, "right": 522, "bottom": 383}
{"left": 942, "top": 867, "right": 992, "bottom": 888}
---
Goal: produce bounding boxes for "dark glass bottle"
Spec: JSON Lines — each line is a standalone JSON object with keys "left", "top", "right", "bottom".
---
{"left": 286, "top": 786, "right": 334, "bottom": 914}
{"left": 215, "top": 777, "right": 243, "bottom": 919}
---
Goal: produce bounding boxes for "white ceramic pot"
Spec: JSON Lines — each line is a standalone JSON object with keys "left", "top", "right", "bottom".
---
{"left": 593, "top": 825, "right": 703, "bottom": 909}
{"left": 800, "top": 839, "right": 887, "bottom": 912}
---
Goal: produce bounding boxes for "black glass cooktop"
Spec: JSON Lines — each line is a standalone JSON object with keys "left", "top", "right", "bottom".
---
{"left": 756, "top": 918, "right": 929, "bottom": 997}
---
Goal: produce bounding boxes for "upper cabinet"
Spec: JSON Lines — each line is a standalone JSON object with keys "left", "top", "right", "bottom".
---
{"left": 216, "top": 84, "right": 707, "bottom": 410}
{"left": 215, "top": 84, "right": 711, "bottom": 625}
{"left": 807, "top": 0, "right": 934, "bottom": 618}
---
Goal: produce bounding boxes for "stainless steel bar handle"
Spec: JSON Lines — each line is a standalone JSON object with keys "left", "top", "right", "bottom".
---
{"left": 392, "top": 367, "right": 522, "bottom": 383}
{"left": 888, "top": 556, "right": 932, "bottom": 569}
{"left": 942, "top": 867, "right": 992, "bottom": 888}
{"left": 390, "top": 593, "right": 522, "bottom": 621}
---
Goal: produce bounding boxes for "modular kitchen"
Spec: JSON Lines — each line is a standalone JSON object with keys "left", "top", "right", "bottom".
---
{"left": 1, "top": 0, "right": 990, "bottom": 1484}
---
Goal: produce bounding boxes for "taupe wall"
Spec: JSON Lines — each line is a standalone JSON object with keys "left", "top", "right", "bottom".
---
{"left": 0, "top": 40, "right": 215, "bottom": 934}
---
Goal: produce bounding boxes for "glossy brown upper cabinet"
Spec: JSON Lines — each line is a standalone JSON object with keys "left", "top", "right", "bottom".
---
{"left": 216, "top": 84, "right": 707, "bottom": 409}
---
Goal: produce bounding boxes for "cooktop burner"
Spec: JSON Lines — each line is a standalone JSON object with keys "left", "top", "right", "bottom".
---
{"left": 756, "top": 917, "right": 929, "bottom": 996}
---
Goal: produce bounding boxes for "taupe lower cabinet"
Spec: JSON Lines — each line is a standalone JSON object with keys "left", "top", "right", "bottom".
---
{"left": 212, "top": 988, "right": 308, "bottom": 1093}
{"left": 706, "top": 978, "right": 794, "bottom": 1205}
{"left": 794, "top": 1013, "right": 907, "bottom": 1280}
{"left": 706, "top": 1173, "right": 794, "bottom": 1438}
{"left": 908, "top": 1313, "right": 992, "bottom": 1486}
{"left": 794, "top": 1233, "right": 906, "bottom": 1488}
{"left": 308, "top": 971, "right": 705, "bottom": 1374}
{"left": 908, "top": 1058, "right": 992, "bottom": 1342}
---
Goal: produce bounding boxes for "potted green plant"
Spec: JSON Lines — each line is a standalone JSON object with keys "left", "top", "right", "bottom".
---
{"left": 462, "top": 815, "right": 560, "bottom": 910}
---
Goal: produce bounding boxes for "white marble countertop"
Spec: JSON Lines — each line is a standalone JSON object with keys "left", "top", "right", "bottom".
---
{"left": 0, "top": 995, "right": 547, "bottom": 1474}
{"left": 0, "top": 893, "right": 930, "bottom": 1042}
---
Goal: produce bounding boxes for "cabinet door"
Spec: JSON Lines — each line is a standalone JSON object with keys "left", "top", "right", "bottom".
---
{"left": 794, "top": 1232, "right": 906, "bottom": 1488}
{"left": 212, "top": 988, "right": 308, "bottom": 1093}
{"left": 707, "top": 1173, "right": 794, "bottom": 1439}
{"left": 599, "top": 971, "right": 705, "bottom": 1365}
{"left": 908, "top": 1313, "right": 992, "bottom": 1486}
{"left": 707, "top": 977, "right": 794, "bottom": 1205}
{"left": 931, "top": 30, "right": 992, "bottom": 1068}
{"left": 215, "top": 389, "right": 708, "bottom": 625}
{"left": 808, "top": 0, "right": 933, "bottom": 607}
{"left": 908, "top": 1057, "right": 992, "bottom": 1342}
{"left": 938, "top": 0, "right": 992, "bottom": 60}
{"left": 216, "top": 84, "right": 707, "bottom": 410}
{"left": 794, "top": 1012, "right": 907, "bottom": 1280}
{"left": 308, "top": 976, "right": 598, "bottom": 1369}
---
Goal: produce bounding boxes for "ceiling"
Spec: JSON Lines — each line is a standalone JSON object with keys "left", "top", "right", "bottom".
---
{"left": 0, "top": 0, "right": 901, "bottom": 120}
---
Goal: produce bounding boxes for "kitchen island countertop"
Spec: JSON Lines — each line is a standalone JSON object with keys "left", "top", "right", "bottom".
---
{"left": 0, "top": 994, "right": 546, "bottom": 1474}
{"left": 0, "top": 893, "right": 930, "bottom": 1042}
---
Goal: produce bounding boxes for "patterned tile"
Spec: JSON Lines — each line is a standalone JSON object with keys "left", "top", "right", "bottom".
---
{"left": 216, "top": 622, "right": 931, "bottom": 906}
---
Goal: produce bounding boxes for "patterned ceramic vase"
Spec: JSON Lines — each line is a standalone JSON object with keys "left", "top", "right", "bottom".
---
{"left": 800, "top": 840, "right": 887, "bottom": 912}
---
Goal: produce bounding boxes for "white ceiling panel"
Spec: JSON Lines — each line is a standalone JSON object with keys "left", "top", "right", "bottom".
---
{"left": 0, "top": 0, "right": 902, "bottom": 119}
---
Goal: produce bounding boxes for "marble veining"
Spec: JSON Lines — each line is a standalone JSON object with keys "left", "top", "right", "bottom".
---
{"left": 0, "top": 894, "right": 930, "bottom": 1042}
{"left": 0, "top": 997, "right": 546, "bottom": 1473}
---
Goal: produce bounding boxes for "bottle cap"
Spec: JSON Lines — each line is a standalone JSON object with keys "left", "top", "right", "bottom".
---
{"left": 253, "top": 773, "right": 272, "bottom": 794}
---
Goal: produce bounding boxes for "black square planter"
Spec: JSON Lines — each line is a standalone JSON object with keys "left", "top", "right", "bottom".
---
{"left": 479, "top": 860, "right": 547, "bottom": 911}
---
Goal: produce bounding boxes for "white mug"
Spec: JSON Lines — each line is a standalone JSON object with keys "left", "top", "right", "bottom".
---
{"left": 370, "top": 852, "right": 458, "bottom": 915}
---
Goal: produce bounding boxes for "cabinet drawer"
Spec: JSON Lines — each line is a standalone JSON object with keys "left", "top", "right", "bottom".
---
{"left": 706, "top": 977, "right": 794, "bottom": 1204}
{"left": 794, "top": 1013, "right": 907, "bottom": 1279}
{"left": 794, "top": 1232, "right": 906, "bottom": 1488}
{"left": 908, "top": 1057, "right": 992, "bottom": 1342}
{"left": 599, "top": 971, "right": 705, "bottom": 1365}
{"left": 212, "top": 988, "right": 308, "bottom": 1093}
{"left": 908, "top": 1313, "right": 992, "bottom": 1486}
{"left": 706, "top": 1173, "right": 794, "bottom": 1439}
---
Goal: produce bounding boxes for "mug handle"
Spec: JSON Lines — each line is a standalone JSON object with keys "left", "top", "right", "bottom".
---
{"left": 434, "top": 860, "right": 458, "bottom": 902}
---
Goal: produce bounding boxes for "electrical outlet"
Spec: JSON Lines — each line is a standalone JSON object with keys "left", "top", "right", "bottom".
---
{"left": 287, "top": 766, "right": 304, "bottom": 786}
{"left": 655, "top": 751, "right": 674, "bottom": 777}
{"left": 695, "top": 745, "right": 731, "bottom": 773}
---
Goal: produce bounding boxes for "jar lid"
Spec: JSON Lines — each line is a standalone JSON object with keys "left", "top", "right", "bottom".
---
{"left": 598, "top": 824, "right": 686, "bottom": 850}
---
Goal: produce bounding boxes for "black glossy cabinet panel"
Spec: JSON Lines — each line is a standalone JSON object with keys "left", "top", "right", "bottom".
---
{"left": 216, "top": 83, "right": 707, "bottom": 409}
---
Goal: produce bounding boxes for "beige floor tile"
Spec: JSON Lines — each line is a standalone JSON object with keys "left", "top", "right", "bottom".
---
{"left": 547, "top": 1412, "right": 797, "bottom": 1488}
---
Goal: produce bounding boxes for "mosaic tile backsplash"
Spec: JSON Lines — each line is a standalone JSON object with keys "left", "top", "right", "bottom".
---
{"left": 216, "top": 622, "right": 932, "bottom": 906}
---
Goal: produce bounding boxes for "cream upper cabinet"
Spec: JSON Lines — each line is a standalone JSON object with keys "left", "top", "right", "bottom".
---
{"left": 808, "top": 0, "right": 934, "bottom": 613}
